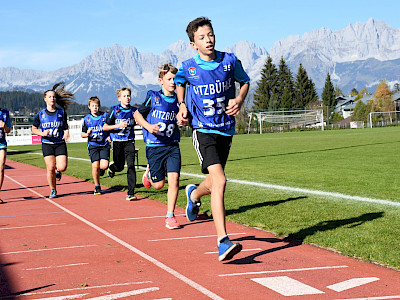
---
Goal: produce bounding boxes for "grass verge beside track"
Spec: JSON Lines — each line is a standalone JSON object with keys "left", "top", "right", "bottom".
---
{"left": 7, "top": 126, "right": 400, "bottom": 269}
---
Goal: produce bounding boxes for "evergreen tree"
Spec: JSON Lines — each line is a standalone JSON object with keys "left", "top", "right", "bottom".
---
{"left": 253, "top": 56, "right": 278, "bottom": 110}
{"left": 322, "top": 73, "right": 336, "bottom": 107}
{"left": 277, "top": 57, "right": 295, "bottom": 110}
{"left": 294, "top": 64, "right": 317, "bottom": 108}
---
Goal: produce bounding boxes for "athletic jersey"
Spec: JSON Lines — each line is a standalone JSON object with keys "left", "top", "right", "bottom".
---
{"left": 181, "top": 51, "right": 238, "bottom": 132}
{"left": 105, "top": 104, "right": 137, "bottom": 142}
{"left": 139, "top": 90, "right": 180, "bottom": 146}
{"left": 0, "top": 109, "right": 11, "bottom": 148}
{"left": 81, "top": 112, "right": 109, "bottom": 147}
{"left": 33, "top": 108, "right": 67, "bottom": 144}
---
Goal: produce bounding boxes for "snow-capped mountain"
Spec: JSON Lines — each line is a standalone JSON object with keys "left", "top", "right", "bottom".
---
{"left": 0, "top": 18, "right": 399, "bottom": 106}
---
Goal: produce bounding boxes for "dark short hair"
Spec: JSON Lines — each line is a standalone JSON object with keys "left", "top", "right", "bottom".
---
{"left": 186, "top": 17, "right": 213, "bottom": 42}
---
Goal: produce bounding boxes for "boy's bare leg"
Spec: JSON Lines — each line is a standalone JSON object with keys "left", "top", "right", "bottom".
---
{"left": 192, "top": 164, "right": 227, "bottom": 238}
{"left": 0, "top": 150, "right": 6, "bottom": 190}
{"left": 92, "top": 161, "right": 100, "bottom": 185}
{"left": 167, "top": 172, "right": 179, "bottom": 213}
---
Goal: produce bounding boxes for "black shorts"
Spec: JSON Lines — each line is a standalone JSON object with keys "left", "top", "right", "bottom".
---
{"left": 146, "top": 143, "right": 181, "bottom": 183}
{"left": 42, "top": 142, "right": 68, "bottom": 157}
{"left": 192, "top": 130, "right": 232, "bottom": 174}
{"left": 88, "top": 144, "right": 111, "bottom": 163}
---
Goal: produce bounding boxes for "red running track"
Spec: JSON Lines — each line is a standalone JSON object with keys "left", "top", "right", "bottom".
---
{"left": 1, "top": 160, "right": 399, "bottom": 299}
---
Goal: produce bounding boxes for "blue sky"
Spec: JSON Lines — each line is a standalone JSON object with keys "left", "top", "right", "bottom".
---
{"left": 1, "top": 0, "right": 399, "bottom": 71}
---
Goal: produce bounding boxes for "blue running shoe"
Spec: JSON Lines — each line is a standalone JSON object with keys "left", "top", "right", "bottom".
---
{"left": 49, "top": 189, "right": 57, "bottom": 199}
{"left": 218, "top": 236, "right": 242, "bottom": 261}
{"left": 185, "top": 184, "right": 201, "bottom": 222}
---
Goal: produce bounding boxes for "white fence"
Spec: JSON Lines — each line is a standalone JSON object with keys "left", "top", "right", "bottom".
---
{"left": 6, "top": 119, "right": 143, "bottom": 146}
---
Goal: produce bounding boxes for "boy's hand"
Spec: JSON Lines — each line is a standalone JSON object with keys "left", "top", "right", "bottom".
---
{"left": 148, "top": 123, "right": 160, "bottom": 135}
{"left": 177, "top": 105, "right": 188, "bottom": 126}
{"left": 0, "top": 120, "right": 4, "bottom": 128}
{"left": 87, "top": 128, "right": 93, "bottom": 135}
{"left": 63, "top": 131, "right": 70, "bottom": 141}
{"left": 118, "top": 119, "right": 128, "bottom": 128}
{"left": 226, "top": 97, "right": 243, "bottom": 116}
{"left": 42, "top": 129, "right": 50, "bottom": 137}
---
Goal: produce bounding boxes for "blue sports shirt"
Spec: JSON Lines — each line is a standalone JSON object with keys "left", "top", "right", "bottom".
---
{"left": 138, "top": 90, "right": 180, "bottom": 147}
{"left": 82, "top": 112, "right": 109, "bottom": 147}
{"left": 0, "top": 109, "right": 11, "bottom": 148}
{"left": 33, "top": 108, "right": 68, "bottom": 144}
{"left": 105, "top": 104, "right": 137, "bottom": 142}
{"left": 175, "top": 51, "right": 250, "bottom": 136}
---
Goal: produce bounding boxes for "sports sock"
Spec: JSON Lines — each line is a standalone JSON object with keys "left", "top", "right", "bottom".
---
{"left": 218, "top": 235, "right": 228, "bottom": 246}
{"left": 166, "top": 212, "right": 174, "bottom": 218}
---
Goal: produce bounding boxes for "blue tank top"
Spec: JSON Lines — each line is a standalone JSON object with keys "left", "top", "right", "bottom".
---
{"left": 143, "top": 91, "right": 180, "bottom": 146}
{"left": 37, "top": 108, "right": 66, "bottom": 144}
{"left": 107, "top": 105, "right": 136, "bottom": 142}
{"left": 82, "top": 112, "right": 109, "bottom": 146}
{"left": 0, "top": 109, "right": 10, "bottom": 147}
{"left": 182, "top": 52, "right": 236, "bottom": 131}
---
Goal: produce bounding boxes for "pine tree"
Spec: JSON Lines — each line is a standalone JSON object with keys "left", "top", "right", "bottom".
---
{"left": 277, "top": 57, "right": 295, "bottom": 110}
{"left": 253, "top": 56, "right": 278, "bottom": 110}
{"left": 322, "top": 73, "right": 336, "bottom": 107}
{"left": 294, "top": 64, "right": 317, "bottom": 108}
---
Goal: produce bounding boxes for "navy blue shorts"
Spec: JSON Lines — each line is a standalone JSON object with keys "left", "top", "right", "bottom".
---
{"left": 146, "top": 143, "right": 181, "bottom": 183}
{"left": 42, "top": 142, "right": 68, "bottom": 157}
{"left": 88, "top": 144, "right": 111, "bottom": 163}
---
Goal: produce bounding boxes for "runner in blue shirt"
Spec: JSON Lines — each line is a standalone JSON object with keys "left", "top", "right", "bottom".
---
{"left": 32, "top": 82, "right": 75, "bottom": 199}
{"left": 134, "top": 63, "right": 181, "bottom": 230}
{"left": 0, "top": 96, "right": 11, "bottom": 204}
{"left": 81, "top": 96, "right": 111, "bottom": 195}
{"left": 175, "top": 17, "right": 250, "bottom": 261}
{"left": 103, "top": 87, "right": 137, "bottom": 201}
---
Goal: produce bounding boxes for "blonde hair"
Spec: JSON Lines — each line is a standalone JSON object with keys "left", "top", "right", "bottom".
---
{"left": 88, "top": 96, "right": 101, "bottom": 106}
{"left": 44, "top": 82, "right": 75, "bottom": 110}
{"left": 116, "top": 87, "right": 131, "bottom": 97}
{"left": 158, "top": 63, "right": 178, "bottom": 79}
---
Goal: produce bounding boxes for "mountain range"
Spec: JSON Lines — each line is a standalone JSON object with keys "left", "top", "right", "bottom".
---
{"left": 1, "top": 18, "right": 399, "bottom": 107}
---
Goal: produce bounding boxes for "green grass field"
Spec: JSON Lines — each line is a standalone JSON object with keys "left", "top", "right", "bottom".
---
{"left": 7, "top": 126, "right": 400, "bottom": 270}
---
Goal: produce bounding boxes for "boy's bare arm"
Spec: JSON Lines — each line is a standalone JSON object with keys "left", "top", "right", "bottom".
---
{"left": 176, "top": 85, "right": 188, "bottom": 126}
{"left": 103, "top": 121, "right": 127, "bottom": 131}
{"left": 133, "top": 110, "right": 160, "bottom": 135}
{"left": 226, "top": 82, "right": 250, "bottom": 116}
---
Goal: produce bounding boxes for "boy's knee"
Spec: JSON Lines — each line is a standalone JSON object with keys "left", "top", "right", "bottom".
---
{"left": 152, "top": 181, "right": 164, "bottom": 190}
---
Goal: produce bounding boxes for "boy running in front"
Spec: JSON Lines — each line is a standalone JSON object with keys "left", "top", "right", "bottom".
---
{"left": 81, "top": 96, "right": 111, "bottom": 195}
{"left": 175, "top": 17, "right": 250, "bottom": 261}
{"left": 134, "top": 63, "right": 181, "bottom": 229}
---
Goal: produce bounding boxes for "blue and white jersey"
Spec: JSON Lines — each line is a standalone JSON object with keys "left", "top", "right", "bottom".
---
{"left": 82, "top": 112, "right": 109, "bottom": 147}
{"left": 141, "top": 90, "right": 180, "bottom": 146}
{"left": 0, "top": 109, "right": 11, "bottom": 148}
{"left": 33, "top": 108, "right": 67, "bottom": 144}
{"left": 181, "top": 52, "right": 237, "bottom": 132}
{"left": 105, "top": 104, "right": 137, "bottom": 142}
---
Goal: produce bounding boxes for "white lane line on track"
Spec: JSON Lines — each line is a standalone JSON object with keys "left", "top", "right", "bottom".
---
{"left": 327, "top": 277, "right": 380, "bottom": 292}
{"left": 336, "top": 296, "right": 400, "bottom": 300}
{"left": 85, "top": 287, "right": 159, "bottom": 299}
{"left": 1, "top": 245, "right": 97, "bottom": 255}
{"left": 25, "top": 263, "right": 89, "bottom": 271}
{"left": 205, "top": 248, "right": 262, "bottom": 254}
{"left": 33, "top": 294, "right": 88, "bottom": 300}
{"left": 108, "top": 214, "right": 185, "bottom": 221}
{"left": 19, "top": 282, "right": 153, "bottom": 297}
{"left": 0, "top": 223, "right": 66, "bottom": 230}
{"left": 9, "top": 152, "right": 400, "bottom": 208}
{"left": 148, "top": 232, "right": 246, "bottom": 242}
{"left": 218, "top": 265, "right": 349, "bottom": 277}
{"left": 7, "top": 175, "right": 224, "bottom": 300}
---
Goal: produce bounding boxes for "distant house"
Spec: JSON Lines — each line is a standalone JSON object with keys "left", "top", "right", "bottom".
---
{"left": 334, "top": 94, "right": 374, "bottom": 119}
{"left": 333, "top": 95, "right": 356, "bottom": 119}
